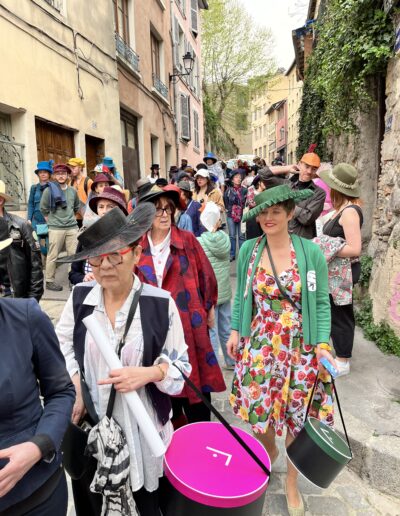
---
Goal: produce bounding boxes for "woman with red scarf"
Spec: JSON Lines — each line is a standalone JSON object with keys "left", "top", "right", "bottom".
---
{"left": 224, "top": 169, "right": 247, "bottom": 261}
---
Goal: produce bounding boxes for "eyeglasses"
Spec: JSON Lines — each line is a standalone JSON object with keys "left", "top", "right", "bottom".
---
{"left": 88, "top": 247, "right": 132, "bottom": 267}
{"left": 155, "top": 207, "right": 172, "bottom": 217}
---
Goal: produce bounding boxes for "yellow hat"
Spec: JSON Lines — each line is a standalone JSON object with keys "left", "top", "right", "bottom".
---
{"left": 67, "top": 157, "right": 85, "bottom": 167}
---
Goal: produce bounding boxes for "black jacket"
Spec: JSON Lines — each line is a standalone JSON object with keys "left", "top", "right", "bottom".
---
{"left": 0, "top": 211, "right": 44, "bottom": 301}
{"left": 287, "top": 175, "right": 326, "bottom": 239}
{"left": 68, "top": 242, "right": 85, "bottom": 285}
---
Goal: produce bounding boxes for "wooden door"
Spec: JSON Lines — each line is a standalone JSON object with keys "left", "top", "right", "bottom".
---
{"left": 85, "top": 135, "right": 104, "bottom": 179}
{"left": 35, "top": 118, "right": 75, "bottom": 164}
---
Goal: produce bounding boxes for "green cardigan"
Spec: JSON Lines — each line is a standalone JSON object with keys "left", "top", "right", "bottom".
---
{"left": 231, "top": 234, "right": 331, "bottom": 345}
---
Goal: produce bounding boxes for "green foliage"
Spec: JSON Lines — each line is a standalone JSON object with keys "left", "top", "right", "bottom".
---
{"left": 297, "top": 0, "right": 394, "bottom": 158}
{"left": 356, "top": 297, "right": 400, "bottom": 356}
{"left": 201, "top": 0, "right": 275, "bottom": 152}
{"left": 358, "top": 255, "right": 374, "bottom": 288}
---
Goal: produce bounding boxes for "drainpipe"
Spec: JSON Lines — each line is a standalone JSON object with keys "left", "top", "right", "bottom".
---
{"left": 170, "top": 0, "right": 180, "bottom": 166}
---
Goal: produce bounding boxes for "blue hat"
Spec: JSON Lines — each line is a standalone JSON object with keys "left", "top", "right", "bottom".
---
{"left": 102, "top": 156, "right": 116, "bottom": 169}
{"left": 35, "top": 160, "right": 54, "bottom": 175}
{"left": 203, "top": 152, "right": 218, "bottom": 164}
{"left": 209, "top": 172, "right": 219, "bottom": 183}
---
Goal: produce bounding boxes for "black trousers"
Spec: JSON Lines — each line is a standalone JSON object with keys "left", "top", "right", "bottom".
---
{"left": 330, "top": 295, "right": 355, "bottom": 359}
{"left": 171, "top": 394, "right": 212, "bottom": 424}
{"left": 24, "top": 471, "right": 68, "bottom": 516}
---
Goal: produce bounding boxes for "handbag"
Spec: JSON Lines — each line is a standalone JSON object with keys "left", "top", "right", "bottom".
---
{"left": 61, "top": 285, "right": 142, "bottom": 480}
{"left": 35, "top": 223, "right": 48, "bottom": 237}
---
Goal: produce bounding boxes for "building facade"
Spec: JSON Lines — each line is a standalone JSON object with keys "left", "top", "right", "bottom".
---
{"left": 0, "top": 0, "right": 121, "bottom": 207}
{"left": 114, "top": 0, "right": 177, "bottom": 190}
{"left": 171, "top": 0, "right": 207, "bottom": 169}
{"left": 285, "top": 60, "right": 303, "bottom": 164}
{"left": 250, "top": 73, "right": 289, "bottom": 164}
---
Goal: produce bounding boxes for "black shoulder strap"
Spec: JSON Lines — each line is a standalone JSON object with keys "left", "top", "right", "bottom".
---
{"left": 265, "top": 237, "right": 300, "bottom": 311}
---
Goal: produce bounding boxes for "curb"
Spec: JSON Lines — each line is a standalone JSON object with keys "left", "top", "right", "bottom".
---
{"left": 339, "top": 412, "right": 400, "bottom": 499}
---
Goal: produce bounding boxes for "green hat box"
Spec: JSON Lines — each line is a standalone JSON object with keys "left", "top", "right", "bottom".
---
{"left": 287, "top": 416, "right": 352, "bottom": 488}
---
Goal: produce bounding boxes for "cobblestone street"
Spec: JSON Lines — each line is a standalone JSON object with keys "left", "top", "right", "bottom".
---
{"left": 40, "top": 264, "right": 400, "bottom": 516}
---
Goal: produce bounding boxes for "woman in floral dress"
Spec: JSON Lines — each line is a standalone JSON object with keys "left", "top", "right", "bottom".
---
{"left": 227, "top": 184, "right": 336, "bottom": 516}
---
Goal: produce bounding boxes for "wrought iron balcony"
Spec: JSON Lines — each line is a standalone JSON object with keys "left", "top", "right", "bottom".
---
{"left": 115, "top": 33, "right": 140, "bottom": 73}
{"left": 152, "top": 74, "right": 169, "bottom": 100}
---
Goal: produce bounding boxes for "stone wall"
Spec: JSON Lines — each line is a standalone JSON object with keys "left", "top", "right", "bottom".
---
{"left": 368, "top": 51, "right": 400, "bottom": 336}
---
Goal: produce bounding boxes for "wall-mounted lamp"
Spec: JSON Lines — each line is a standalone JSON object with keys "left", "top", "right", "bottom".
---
{"left": 169, "top": 51, "right": 195, "bottom": 83}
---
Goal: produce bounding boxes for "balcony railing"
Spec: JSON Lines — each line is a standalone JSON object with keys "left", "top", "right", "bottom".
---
{"left": 152, "top": 74, "right": 169, "bottom": 100}
{"left": 115, "top": 33, "right": 140, "bottom": 73}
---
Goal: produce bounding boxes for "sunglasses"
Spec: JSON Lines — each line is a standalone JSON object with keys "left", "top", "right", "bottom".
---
{"left": 155, "top": 207, "right": 172, "bottom": 217}
{"left": 88, "top": 247, "right": 132, "bottom": 267}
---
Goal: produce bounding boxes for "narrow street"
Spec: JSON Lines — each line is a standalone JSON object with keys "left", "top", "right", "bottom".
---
{"left": 40, "top": 263, "right": 400, "bottom": 516}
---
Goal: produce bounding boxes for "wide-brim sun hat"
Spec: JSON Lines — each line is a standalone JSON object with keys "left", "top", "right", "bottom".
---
{"left": 203, "top": 152, "right": 217, "bottom": 164}
{"left": 57, "top": 203, "right": 155, "bottom": 263}
{"left": 89, "top": 186, "right": 128, "bottom": 215}
{"left": 200, "top": 201, "right": 220, "bottom": 232}
{"left": 242, "top": 184, "right": 314, "bottom": 222}
{"left": 138, "top": 185, "right": 180, "bottom": 207}
{"left": 0, "top": 237, "right": 12, "bottom": 251}
{"left": 0, "top": 180, "right": 13, "bottom": 202}
{"left": 319, "top": 163, "right": 360, "bottom": 197}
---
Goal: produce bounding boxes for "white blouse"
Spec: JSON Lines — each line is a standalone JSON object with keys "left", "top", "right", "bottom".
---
{"left": 147, "top": 230, "right": 171, "bottom": 288}
{"left": 56, "top": 276, "right": 191, "bottom": 492}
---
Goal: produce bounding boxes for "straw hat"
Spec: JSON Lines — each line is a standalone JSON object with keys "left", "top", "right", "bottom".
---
{"left": 0, "top": 181, "right": 13, "bottom": 202}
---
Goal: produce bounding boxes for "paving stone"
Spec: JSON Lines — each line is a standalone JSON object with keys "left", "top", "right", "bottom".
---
{"left": 298, "top": 476, "right": 324, "bottom": 495}
{"left": 266, "top": 473, "right": 282, "bottom": 493}
{"left": 263, "top": 493, "right": 289, "bottom": 515}
{"left": 307, "top": 495, "right": 349, "bottom": 516}
{"left": 335, "top": 485, "right": 371, "bottom": 509}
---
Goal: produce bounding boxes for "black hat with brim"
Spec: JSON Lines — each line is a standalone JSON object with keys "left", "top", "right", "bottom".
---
{"left": 138, "top": 185, "right": 180, "bottom": 207}
{"left": 57, "top": 203, "right": 156, "bottom": 263}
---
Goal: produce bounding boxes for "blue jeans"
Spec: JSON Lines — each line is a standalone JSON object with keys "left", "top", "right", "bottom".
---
{"left": 209, "top": 301, "right": 235, "bottom": 367}
{"left": 227, "top": 216, "right": 245, "bottom": 258}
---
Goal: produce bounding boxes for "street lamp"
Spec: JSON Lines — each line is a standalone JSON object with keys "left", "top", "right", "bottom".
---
{"left": 169, "top": 51, "right": 195, "bottom": 83}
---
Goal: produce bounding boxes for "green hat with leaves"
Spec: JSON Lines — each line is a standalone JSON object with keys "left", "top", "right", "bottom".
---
{"left": 242, "top": 184, "right": 313, "bottom": 222}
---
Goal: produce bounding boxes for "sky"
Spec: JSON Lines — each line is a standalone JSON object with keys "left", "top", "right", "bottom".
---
{"left": 241, "top": 0, "right": 309, "bottom": 70}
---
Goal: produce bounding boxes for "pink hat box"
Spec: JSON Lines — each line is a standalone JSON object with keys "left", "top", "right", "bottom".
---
{"left": 163, "top": 422, "right": 270, "bottom": 515}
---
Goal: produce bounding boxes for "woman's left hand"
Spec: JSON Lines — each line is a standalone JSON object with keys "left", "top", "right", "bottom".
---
{"left": 316, "top": 346, "right": 337, "bottom": 374}
{"left": 98, "top": 366, "right": 160, "bottom": 393}
{"left": 207, "top": 306, "right": 215, "bottom": 329}
{"left": 0, "top": 443, "right": 42, "bottom": 497}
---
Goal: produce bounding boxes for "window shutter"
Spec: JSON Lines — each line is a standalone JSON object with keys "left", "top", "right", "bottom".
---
{"left": 193, "top": 110, "right": 199, "bottom": 148}
{"left": 191, "top": 0, "right": 198, "bottom": 33}
{"left": 180, "top": 94, "right": 191, "bottom": 140}
{"left": 173, "top": 17, "right": 180, "bottom": 69}
{"left": 182, "top": 0, "right": 186, "bottom": 16}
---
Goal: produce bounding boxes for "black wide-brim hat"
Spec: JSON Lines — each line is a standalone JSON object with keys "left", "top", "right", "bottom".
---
{"left": 57, "top": 203, "right": 156, "bottom": 263}
{"left": 138, "top": 185, "right": 180, "bottom": 207}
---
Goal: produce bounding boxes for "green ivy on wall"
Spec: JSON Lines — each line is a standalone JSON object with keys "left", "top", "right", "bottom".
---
{"left": 297, "top": 0, "right": 394, "bottom": 159}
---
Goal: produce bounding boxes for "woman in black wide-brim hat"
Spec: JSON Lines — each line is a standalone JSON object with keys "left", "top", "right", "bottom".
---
{"left": 56, "top": 204, "right": 191, "bottom": 516}
{"left": 226, "top": 184, "right": 336, "bottom": 515}
{"left": 136, "top": 186, "right": 226, "bottom": 427}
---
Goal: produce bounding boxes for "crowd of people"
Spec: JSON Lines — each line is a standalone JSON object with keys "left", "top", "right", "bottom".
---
{"left": 0, "top": 148, "right": 363, "bottom": 516}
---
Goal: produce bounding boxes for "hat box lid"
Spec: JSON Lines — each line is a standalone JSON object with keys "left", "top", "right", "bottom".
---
{"left": 164, "top": 422, "right": 270, "bottom": 509}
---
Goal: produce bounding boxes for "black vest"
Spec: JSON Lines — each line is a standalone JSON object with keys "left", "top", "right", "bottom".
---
{"left": 72, "top": 285, "right": 172, "bottom": 425}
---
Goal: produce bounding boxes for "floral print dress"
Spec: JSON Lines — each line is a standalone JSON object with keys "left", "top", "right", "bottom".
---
{"left": 230, "top": 243, "right": 334, "bottom": 437}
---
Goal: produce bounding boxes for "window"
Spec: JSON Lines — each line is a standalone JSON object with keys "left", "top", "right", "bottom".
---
{"left": 173, "top": 17, "right": 182, "bottom": 69}
{"left": 44, "top": 0, "right": 62, "bottom": 12}
{"left": 190, "top": 0, "right": 198, "bottom": 34}
{"left": 263, "top": 145, "right": 267, "bottom": 158}
{"left": 151, "top": 32, "right": 161, "bottom": 79}
{"left": 180, "top": 94, "right": 191, "bottom": 141}
{"left": 193, "top": 110, "right": 200, "bottom": 148}
{"left": 113, "top": 0, "right": 129, "bottom": 43}
{"left": 151, "top": 135, "right": 160, "bottom": 165}
{"left": 235, "top": 113, "right": 247, "bottom": 131}
{"left": 175, "top": 0, "right": 186, "bottom": 16}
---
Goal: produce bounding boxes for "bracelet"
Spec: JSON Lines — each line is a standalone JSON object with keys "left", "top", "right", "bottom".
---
{"left": 317, "top": 343, "right": 332, "bottom": 352}
{"left": 155, "top": 364, "right": 166, "bottom": 381}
